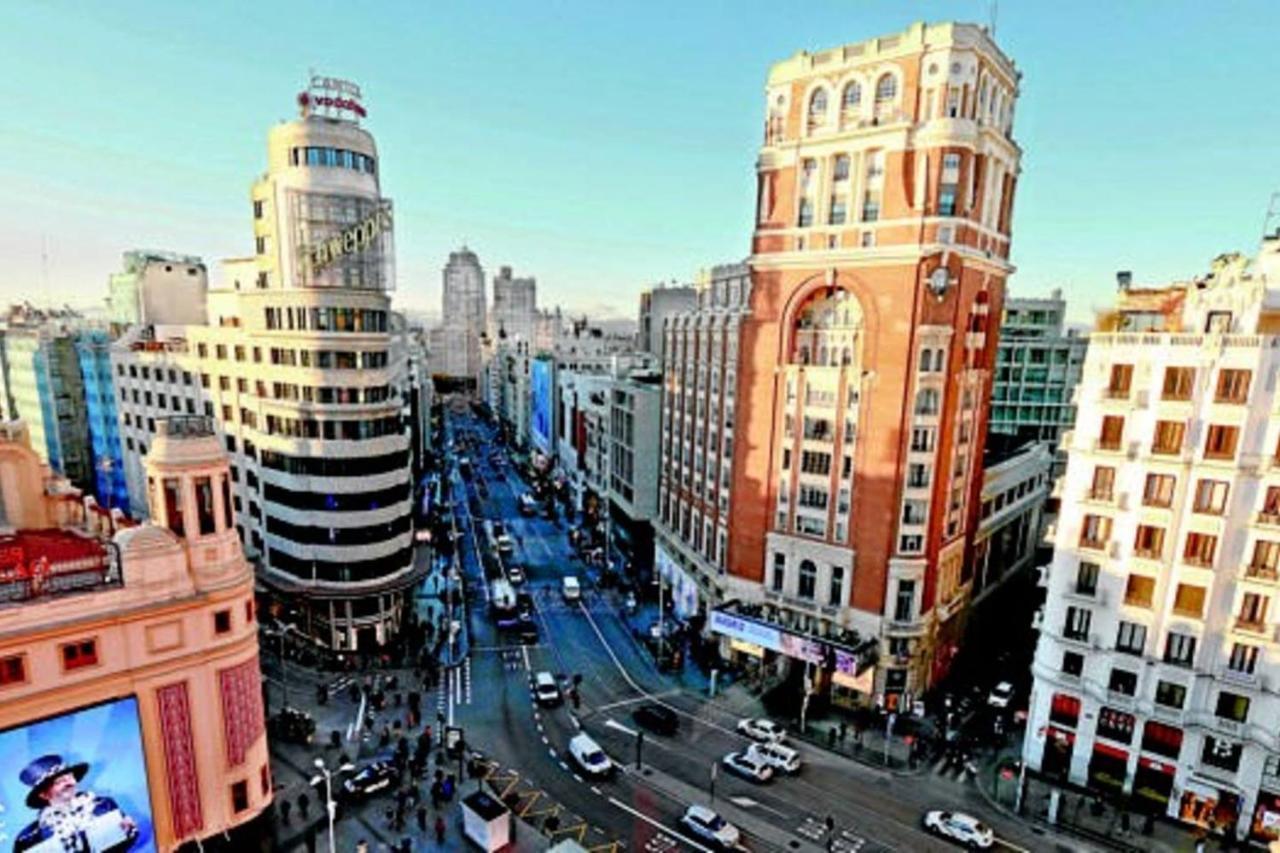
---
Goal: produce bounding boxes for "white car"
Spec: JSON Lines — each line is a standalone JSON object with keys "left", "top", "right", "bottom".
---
{"left": 922, "top": 810, "right": 994, "bottom": 849}
{"left": 722, "top": 750, "right": 773, "bottom": 783}
{"left": 987, "top": 681, "right": 1014, "bottom": 710}
{"left": 736, "top": 717, "right": 786, "bottom": 743}
{"left": 568, "top": 733, "right": 613, "bottom": 777}
{"left": 680, "top": 804, "right": 741, "bottom": 849}
{"left": 747, "top": 741, "right": 801, "bottom": 774}
{"left": 533, "top": 672, "right": 561, "bottom": 707}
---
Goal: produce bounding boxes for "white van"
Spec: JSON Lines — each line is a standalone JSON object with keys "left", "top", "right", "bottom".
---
{"left": 568, "top": 733, "right": 613, "bottom": 777}
{"left": 562, "top": 576, "right": 581, "bottom": 602}
{"left": 747, "top": 741, "right": 802, "bottom": 774}
{"left": 534, "top": 672, "right": 562, "bottom": 707}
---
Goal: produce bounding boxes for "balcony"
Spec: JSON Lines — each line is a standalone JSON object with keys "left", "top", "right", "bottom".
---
{"left": 1244, "top": 564, "right": 1279, "bottom": 584}
{"left": 1103, "top": 387, "right": 1131, "bottom": 401}
{"left": 1233, "top": 617, "right": 1269, "bottom": 637}
{"left": 1255, "top": 512, "right": 1280, "bottom": 528}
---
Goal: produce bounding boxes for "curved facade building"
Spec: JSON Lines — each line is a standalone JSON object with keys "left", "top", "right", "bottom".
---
{"left": 112, "top": 82, "right": 418, "bottom": 651}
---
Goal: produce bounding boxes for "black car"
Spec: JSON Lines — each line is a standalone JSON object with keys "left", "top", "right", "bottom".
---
{"left": 517, "top": 620, "right": 539, "bottom": 645}
{"left": 268, "top": 707, "right": 316, "bottom": 745}
{"left": 633, "top": 703, "right": 679, "bottom": 736}
{"left": 341, "top": 760, "right": 399, "bottom": 801}
{"left": 515, "top": 592, "right": 534, "bottom": 622}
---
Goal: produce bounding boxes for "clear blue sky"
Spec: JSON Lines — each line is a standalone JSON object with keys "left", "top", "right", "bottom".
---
{"left": 2, "top": 1, "right": 1277, "bottom": 322}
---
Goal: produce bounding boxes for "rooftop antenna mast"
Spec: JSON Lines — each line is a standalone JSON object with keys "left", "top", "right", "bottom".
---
{"left": 989, "top": 0, "right": 999, "bottom": 37}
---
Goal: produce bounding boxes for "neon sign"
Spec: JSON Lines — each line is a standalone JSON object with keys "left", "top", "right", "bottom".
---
{"left": 304, "top": 206, "right": 393, "bottom": 273}
{"left": 298, "top": 75, "right": 367, "bottom": 119}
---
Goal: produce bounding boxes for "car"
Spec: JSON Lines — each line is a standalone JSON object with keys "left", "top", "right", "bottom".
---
{"left": 987, "top": 681, "right": 1014, "bottom": 710}
{"left": 568, "top": 733, "right": 613, "bottom": 777}
{"left": 506, "top": 563, "right": 526, "bottom": 585}
{"left": 534, "top": 672, "right": 562, "bottom": 707}
{"left": 922, "top": 810, "right": 994, "bottom": 849}
{"left": 518, "top": 494, "right": 538, "bottom": 516}
{"left": 632, "top": 703, "right": 679, "bottom": 736}
{"left": 561, "top": 576, "right": 581, "bottom": 602}
{"left": 517, "top": 620, "right": 539, "bottom": 645}
{"left": 747, "top": 741, "right": 801, "bottom": 774}
{"left": 737, "top": 718, "right": 786, "bottom": 743}
{"left": 679, "top": 804, "right": 741, "bottom": 850}
{"left": 515, "top": 592, "right": 534, "bottom": 621}
{"left": 722, "top": 750, "right": 774, "bottom": 783}
{"left": 268, "top": 707, "right": 316, "bottom": 745}
{"left": 341, "top": 760, "right": 399, "bottom": 801}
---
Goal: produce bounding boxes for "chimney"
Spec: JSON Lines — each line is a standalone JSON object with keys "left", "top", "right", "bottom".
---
{"left": 1116, "top": 271, "right": 1132, "bottom": 291}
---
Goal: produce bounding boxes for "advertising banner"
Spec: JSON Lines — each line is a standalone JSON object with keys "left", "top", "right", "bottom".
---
{"left": 530, "top": 359, "right": 553, "bottom": 454}
{"left": 654, "top": 544, "right": 699, "bottom": 619}
{"left": 709, "top": 611, "right": 783, "bottom": 652}
{"left": 0, "top": 696, "right": 155, "bottom": 852}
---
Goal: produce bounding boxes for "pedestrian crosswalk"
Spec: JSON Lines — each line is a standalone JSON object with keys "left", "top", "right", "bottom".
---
{"left": 796, "top": 817, "right": 866, "bottom": 852}
{"left": 643, "top": 833, "right": 679, "bottom": 852}
{"left": 929, "top": 755, "right": 975, "bottom": 783}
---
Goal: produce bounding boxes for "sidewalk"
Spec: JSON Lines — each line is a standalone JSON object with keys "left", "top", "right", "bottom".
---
{"left": 974, "top": 736, "right": 1248, "bottom": 853}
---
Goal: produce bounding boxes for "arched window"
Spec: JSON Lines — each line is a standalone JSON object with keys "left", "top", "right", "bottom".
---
{"left": 915, "top": 388, "right": 939, "bottom": 415}
{"left": 798, "top": 560, "right": 818, "bottom": 600}
{"left": 809, "top": 89, "right": 828, "bottom": 116}
{"left": 875, "top": 74, "right": 897, "bottom": 103}
{"left": 842, "top": 82, "right": 862, "bottom": 109}
{"left": 789, "top": 289, "right": 863, "bottom": 367}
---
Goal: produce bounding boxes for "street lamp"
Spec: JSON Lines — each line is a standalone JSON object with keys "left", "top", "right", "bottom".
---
{"left": 310, "top": 757, "right": 354, "bottom": 853}
{"left": 265, "top": 621, "right": 301, "bottom": 712}
{"left": 652, "top": 573, "right": 666, "bottom": 665}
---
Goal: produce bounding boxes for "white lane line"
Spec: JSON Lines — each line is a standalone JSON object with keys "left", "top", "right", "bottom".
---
{"left": 541, "top": 735, "right": 550, "bottom": 745}
{"left": 548, "top": 748, "right": 557, "bottom": 759}
{"left": 993, "top": 840, "right": 1033, "bottom": 853}
{"left": 604, "top": 719, "right": 639, "bottom": 738}
{"left": 590, "top": 785, "right": 602, "bottom": 795}
{"left": 557, "top": 760, "right": 570, "bottom": 771}
{"left": 606, "top": 797, "right": 714, "bottom": 853}
{"left": 572, "top": 773, "right": 584, "bottom": 783}
{"left": 595, "top": 691, "right": 680, "bottom": 713}
{"left": 521, "top": 644, "right": 530, "bottom": 672}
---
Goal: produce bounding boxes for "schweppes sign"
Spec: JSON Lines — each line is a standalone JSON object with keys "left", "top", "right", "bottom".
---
{"left": 306, "top": 205, "right": 393, "bottom": 273}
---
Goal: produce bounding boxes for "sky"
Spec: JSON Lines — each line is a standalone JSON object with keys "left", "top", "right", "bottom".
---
{"left": 1, "top": 1, "right": 1278, "bottom": 323}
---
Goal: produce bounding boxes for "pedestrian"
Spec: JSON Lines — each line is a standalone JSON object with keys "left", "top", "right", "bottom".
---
{"left": 435, "top": 815, "right": 446, "bottom": 844}
{"left": 385, "top": 804, "right": 396, "bottom": 828}
{"left": 305, "top": 824, "right": 317, "bottom": 853}
{"left": 280, "top": 798, "right": 292, "bottom": 825}
{"left": 417, "top": 805, "right": 428, "bottom": 832}
{"left": 838, "top": 722, "right": 848, "bottom": 743}
{"left": 298, "top": 792, "right": 310, "bottom": 820}
{"left": 828, "top": 727, "right": 837, "bottom": 747}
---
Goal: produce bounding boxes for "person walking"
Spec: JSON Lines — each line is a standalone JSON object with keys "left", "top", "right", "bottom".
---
{"left": 417, "top": 805, "right": 428, "bottom": 833}
{"left": 434, "top": 815, "right": 446, "bottom": 844}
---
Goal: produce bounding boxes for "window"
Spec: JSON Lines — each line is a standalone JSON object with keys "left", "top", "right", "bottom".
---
{"left": 808, "top": 88, "right": 828, "bottom": 117}
{"left": 231, "top": 780, "right": 249, "bottom": 813}
{"left": 0, "top": 655, "right": 25, "bottom": 687}
{"left": 1090, "top": 466, "right": 1115, "bottom": 501}
{"left": 61, "top": 639, "right": 98, "bottom": 671}
{"left": 1162, "top": 367, "right": 1195, "bottom": 401}
{"left": 1186, "top": 482, "right": 1228, "bottom": 521}
{"left": 907, "top": 463, "right": 930, "bottom": 488}
{"left": 842, "top": 82, "right": 861, "bottom": 109}
{"left": 938, "top": 184, "right": 957, "bottom": 216}
{"left": 1079, "top": 514, "right": 1111, "bottom": 549}
{"left": 915, "top": 388, "right": 939, "bottom": 415}
{"left": 1238, "top": 592, "right": 1269, "bottom": 627}
{"left": 1108, "top": 668, "right": 1137, "bottom": 696}
{"left": 797, "top": 560, "right": 817, "bottom": 600}
{"left": 163, "top": 477, "right": 184, "bottom": 536}
{"left": 1215, "top": 368, "right": 1251, "bottom": 403}
{"left": 833, "top": 154, "right": 850, "bottom": 181}
{"left": 1215, "top": 691, "right": 1250, "bottom": 723}
{"left": 1143, "top": 473, "right": 1176, "bottom": 508}
{"left": 214, "top": 609, "right": 232, "bottom": 634}
{"left": 800, "top": 451, "right": 831, "bottom": 475}
{"left": 1251, "top": 540, "right": 1280, "bottom": 576}
{"left": 1115, "top": 621, "right": 1146, "bottom": 656}
{"left": 894, "top": 580, "right": 915, "bottom": 622}
{"left": 1062, "top": 651, "right": 1084, "bottom": 677}
{"left": 828, "top": 197, "right": 847, "bottom": 225}
{"left": 829, "top": 565, "right": 844, "bottom": 607}
{"left": 1133, "top": 524, "right": 1165, "bottom": 559}
{"left": 1124, "top": 574, "right": 1155, "bottom": 608}
{"left": 1202, "top": 737, "right": 1242, "bottom": 773}
{"left": 798, "top": 198, "right": 815, "bottom": 227}
{"left": 1141, "top": 721, "right": 1184, "bottom": 760}
{"left": 194, "top": 476, "right": 216, "bottom": 536}
{"left": 1262, "top": 486, "right": 1280, "bottom": 520}
{"left": 1155, "top": 680, "right": 1186, "bottom": 709}
{"left": 1228, "top": 643, "right": 1259, "bottom": 675}
{"left": 1182, "top": 533, "right": 1217, "bottom": 568}
{"left": 1096, "top": 707, "right": 1135, "bottom": 744}
{"left": 771, "top": 553, "right": 785, "bottom": 592}
{"left": 1099, "top": 415, "right": 1124, "bottom": 450}
{"left": 1075, "top": 561, "right": 1100, "bottom": 596}
{"left": 875, "top": 74, "right": 896, "bottom": 103}
{"left": 1107, "top": 364, "right": 1133, "bottom": 396}
{"left": 1049, "top": 692, "right": 1081, "bottom": 727}
{"left": 1151, "top": 420, "right": 1185, "bottom": 455}
{"left": 1064, "top": 606, "right": 1092, "bottom": 642}
{"left": 1204, "top": 424, "right": 1239, "bottom": 460}
{"left": 1164, "top": 632, "right": 1197, "bottom": 667}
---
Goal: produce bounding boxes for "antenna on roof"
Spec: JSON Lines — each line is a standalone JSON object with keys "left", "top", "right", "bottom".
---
{"left": 989, "top": 0, "right": 999, "bottom": 37}
{"left": 1262, "top": 191, "right": 1280, "bottom": 242}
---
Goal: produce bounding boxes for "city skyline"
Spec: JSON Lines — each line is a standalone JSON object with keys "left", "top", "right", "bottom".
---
{"left": 3, "top": 1, "right": 1279, "bottom": 321}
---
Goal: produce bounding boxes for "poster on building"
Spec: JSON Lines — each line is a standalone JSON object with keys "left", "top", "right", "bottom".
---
{"left": 530, "top": 358, "right": 553, "bottom": 454}
{"left": 654, "top": 544, "right": 699, "bottom": 619}
{"left": 0, "top": 696, "right": 155, "bottom": 852}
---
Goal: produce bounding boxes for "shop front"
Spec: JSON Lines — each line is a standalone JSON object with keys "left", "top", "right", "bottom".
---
{"left": 1250, "top": 790, "right": 1280, "bottom": 845}
{"left": 1040, "top": 726, "right": 1076, "bottom": 780}
{"left": 1179, "top": 777, "right": 1241, "bottom": 836}
{"left": 1131, "top": 757, "right": 1176, "bottom": 811}
{"left": 1087, "top": 742, "right": 1130, "bottom": 797}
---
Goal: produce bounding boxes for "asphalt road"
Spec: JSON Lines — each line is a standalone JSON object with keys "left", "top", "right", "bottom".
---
{"left": 442, "top": 409, "right": 1081, "bottom": 853}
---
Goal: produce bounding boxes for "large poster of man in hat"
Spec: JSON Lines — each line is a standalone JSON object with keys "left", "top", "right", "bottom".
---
{"left": 0, "top": 698, "right": 154, "bottom": 852}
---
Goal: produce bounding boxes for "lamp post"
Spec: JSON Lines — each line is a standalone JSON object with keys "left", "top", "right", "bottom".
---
{"left": 653, "top": 573, "right": 666, "bottom": 665}
{"left": 267, "top": 621, "right": 300, "bottom": 712}
{"left": 310, "top": 757, "right": 354, "bottom": 853}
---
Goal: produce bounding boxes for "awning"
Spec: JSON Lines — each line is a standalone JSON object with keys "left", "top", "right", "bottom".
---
{"left": 1091, "top": 741, "right": 1128, "bottom": 761}
{"left": 730, "top": 639, "right": 765, "bottom": 658}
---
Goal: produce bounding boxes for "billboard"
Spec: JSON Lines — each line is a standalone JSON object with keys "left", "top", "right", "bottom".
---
{"left": 0, "top": 697, "right": 155, "bottom": 852}
{"left": 530, "top": 358, "right": 553, "bottom": 454}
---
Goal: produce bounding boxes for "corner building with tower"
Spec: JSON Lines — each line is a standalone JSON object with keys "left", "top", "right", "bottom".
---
{"left": 661, "top": 22, "right": 1022, "bottom": 708}
{"left": 112, "top": 80, "right": 418, "bottom": 651}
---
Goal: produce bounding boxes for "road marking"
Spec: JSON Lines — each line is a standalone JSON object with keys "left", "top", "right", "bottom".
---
{"left": 557, "top": 760, "right": 569, "bottom": 770}
{"left": 521, "top": 644, "right": 530, "bottom": 672}
{"left": 594, "top": 691, "right": 679, "bottom": 713}
{"left": 728, "top": 796, "right": 789, "bottom": 819}
{"left": 606, "top": 797, "right": 714, "bottom": 853}
{"left": 590, "top": 785, "right": 602, "bottom": 795}
{"left": 993, "top": 839, "right": 1032, "bottom": 853}
{"left": 604, "top": 719, "right": 639, "bottom": 738}
{"left": 572, "top": 773, "right": 583, "bottom": 783}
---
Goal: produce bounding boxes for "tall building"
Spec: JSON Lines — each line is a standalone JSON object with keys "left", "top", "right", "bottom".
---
{"left": 0, "top": 308, "right": 93, "bottom": 491}
{"left": 0, "top": 417, "right": 271, "bottom": 850}
{"left": 663, "top": 22, "right": 1023, "bottom": 708}
{"left": 106, "top": 251, "right": 209, "bottom": 328}
{"left": 637, "top": 283, "right": 697, "bottom": 361}
{"left": 490, "top": 265, "right": 538, "bottom": 345}
{"left": 1024, "top": 239, "right": 1280, "bottom": 845}
{"left": 439, "top": 246, "right": 486, "bottom": 384}
{"left": 75, "top": 329, "right": 129, "bottom": 510}
{"left": 112, "top": 77, "right": 419, "bottom": 650}
{"left": 991, "top": 289, "right": 1088, "bottom": 473}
